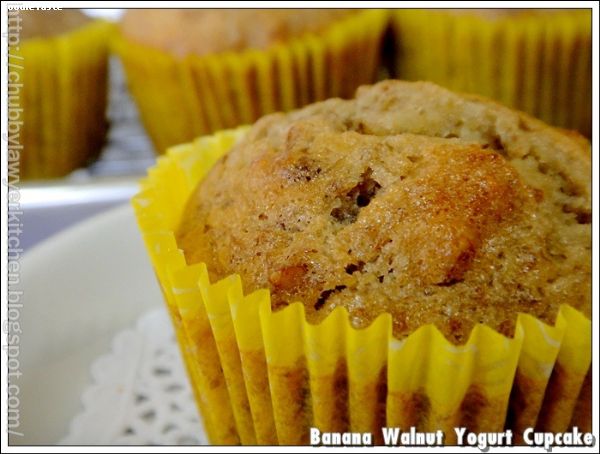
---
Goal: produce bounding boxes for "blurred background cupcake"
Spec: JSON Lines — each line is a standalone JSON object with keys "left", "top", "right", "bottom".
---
{"left": 115, "top": 9, "right": 389, "bottom": 153}
{"left": 14, "top": 10, "right": 112, "bottom": 179}
{"left": 391, "top": 9, "right": 591, "bottom": 137}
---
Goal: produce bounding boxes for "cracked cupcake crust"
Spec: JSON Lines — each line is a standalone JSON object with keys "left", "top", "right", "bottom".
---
{"left": 176, "top": 80, "right": 591, "bottom": 344}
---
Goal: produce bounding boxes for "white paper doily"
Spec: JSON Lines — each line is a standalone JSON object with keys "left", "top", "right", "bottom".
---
{"left": 61, "top": 308, "right": 207, "bottom": 445}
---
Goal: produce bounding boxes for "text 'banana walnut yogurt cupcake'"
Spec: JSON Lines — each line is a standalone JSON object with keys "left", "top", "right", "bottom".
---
{"left": 13, "top": 10, "right": 112, "bottom": 179}
{"left": 117, "top": 9, "right": 388, "bottom": 152}
{"left": 134, "top": 80, "right": 591, "bottom": 445}
{"left": 177, "top": 80, "right": 591, "bottom": 344}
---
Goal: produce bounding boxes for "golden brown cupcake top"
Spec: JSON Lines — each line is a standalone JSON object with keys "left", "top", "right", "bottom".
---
{"left": 177, "top": 80, "right": 591, "bottom": 344}
{"left": 121, "top": 9, "right": 356, "bottom": 57}
{"left": 21, "top": 9, "right": 90, "bottom": 40}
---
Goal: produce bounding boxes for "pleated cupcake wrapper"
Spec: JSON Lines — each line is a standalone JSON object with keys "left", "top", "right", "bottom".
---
{"left": 115, "top": 10, "right": 388, "bottom": 154}
{"left": 392, "top": 10, "right": 591, "bottom": 137}
{"left": 10, "top": 21, "right": 112, "bottom": 180}
{"left": 132, "top": 127, "right": 591, "bottom": 445}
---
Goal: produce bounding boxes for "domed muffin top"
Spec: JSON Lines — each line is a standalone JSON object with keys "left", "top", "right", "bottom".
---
{"left": 177, "top": 80, "right": 591, "bottom": 344}
{"left": 121, "top": 9, "right": 355, "bottom": 57}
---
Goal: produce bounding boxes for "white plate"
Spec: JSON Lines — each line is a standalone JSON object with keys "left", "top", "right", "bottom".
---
{"left": 11, "top": 204, "right": 162, "bottom": 445}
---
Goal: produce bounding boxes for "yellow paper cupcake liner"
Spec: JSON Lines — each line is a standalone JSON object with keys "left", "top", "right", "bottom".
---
{"left": 10, "top": 20, "right": 112, "bottom": 180}
{"left": 115, "top": 10, "right": 389, "bottom": 154}
{"left": 391, "top": 9, "right": 591, "bottom": 137}
{"left": 132, "top": 127, "right": 592, "bottom": 445}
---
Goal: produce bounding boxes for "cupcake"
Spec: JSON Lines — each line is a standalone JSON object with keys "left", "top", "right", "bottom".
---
{"left": 133, "top": 80, "right": 591, "bottom": 445}
{"left": 391, "top": 9, "right": 591, "bottom": 137}
{"left": 116, "top": 9, "right": 388, "bottom": 153}
{"left": 12, "top": 10, "right": 112, "bottom": 179}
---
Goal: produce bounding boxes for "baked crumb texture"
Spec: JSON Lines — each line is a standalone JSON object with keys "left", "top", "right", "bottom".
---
{"left": 134, "top": 83, "right": 591, "bottom": 443}
{"left": 177, "top": 80, "right": 591, "bottom": 344}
